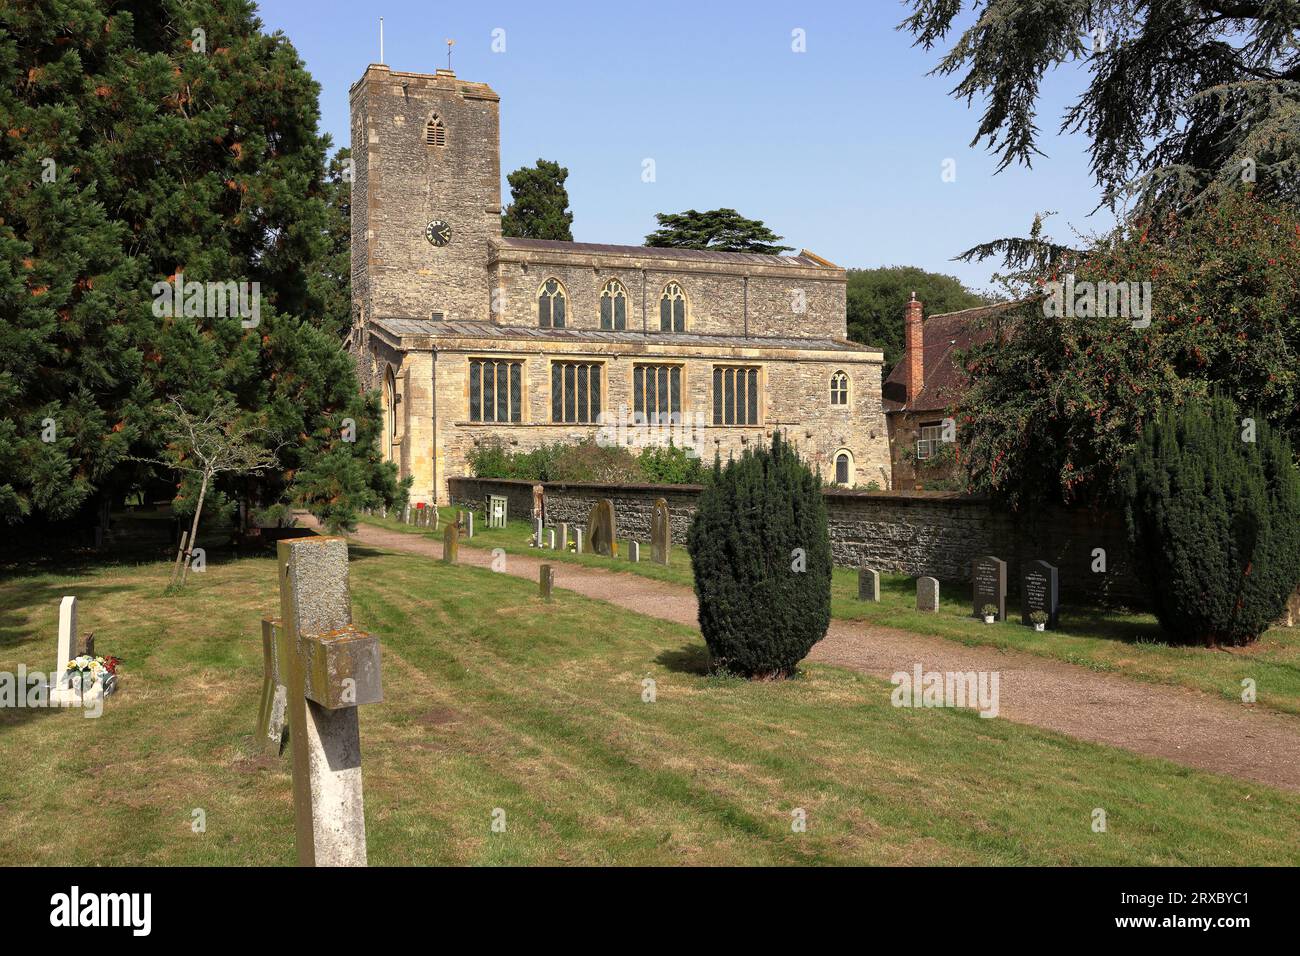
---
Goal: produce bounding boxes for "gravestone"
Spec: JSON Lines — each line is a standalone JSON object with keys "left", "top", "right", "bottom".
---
{"left": 858, "top": 568, "right": 880, "bottom": 602}
{"left": 1020, "top": 560, "right": 1061, "bottom": 628}
{"left": 256, "top": 617, "right": 289, "bottom": 753}
{"left": 443, "top": 524, "right": 459, "bottom": 563}
{"left": 559, "top": 522, "right": 569, "bottom": 551}
{"left": 465, "top": 511, "right": 474, "bottom": 539}
{"left": 276, "top": 536, "right": 383, "bottom": 866}
{"left": 629, "top": 541, "right": 640, "bottom": 562}
{"left": 916, "top": 577, "right": 939, "bottom": 612}
{"left": 403, "top": 504, "right": 411, "bottom": 524}
{"left": 487, "top": 495, "right": 507, "bottom": 529}
{"left": 548, "top": 529, "right": 556, "bottom": 550}
{"left": 539, "top": 564, "right": 555, "bottom": 602}
{"left": 575, "top": 528, "right": 584, "bottom": 554}
{"left": 532, "top": 484, "right": 545, "bottom": 523}
{"left": 50, "top": 596, "right": 77, "bottom": 702}
{"left": 533, "top": 518, "right": 543, "bottom": 548}
{"left": 651, "top": 498, "right": 671, "bottom": 565}
{"left": 971, "top": 556, "right": 1007, "bottom": 621}
{"left": 588, "top": 499, "right": 617, "bottom": 557}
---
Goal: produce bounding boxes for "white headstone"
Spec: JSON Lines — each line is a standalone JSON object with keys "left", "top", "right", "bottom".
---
{"left": 559, "top": 522, "right": 569, "bottom": 551}
{"left": 575, "top": 528, "right": 584, "bottom": 554}
{"left": 52, "top": 596, "right": 76, "bottom": 700}
{"left": 629, "top": 541, "right": 640, "bottom": 562}
{"left": 548, "top": 529, "right": 556, "bottom": 549}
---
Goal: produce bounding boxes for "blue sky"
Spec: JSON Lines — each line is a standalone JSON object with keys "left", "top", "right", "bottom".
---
{"left": 257, "top": 0, "right": 1114, "bottom": 293}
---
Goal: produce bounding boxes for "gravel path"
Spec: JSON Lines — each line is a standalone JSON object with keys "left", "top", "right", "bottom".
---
{"left": 330, "top": 518, "right": 1300, "bottom": 793}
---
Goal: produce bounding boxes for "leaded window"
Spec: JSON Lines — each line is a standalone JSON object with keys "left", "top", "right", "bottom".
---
{"left": 600, "top": 279, "right": 628, "bottom": 331}
{"left": 633, "top": 364, "right": 683, "bottom": 422}
{"left": 659, "top": 281, "right": 686, "bottom": 332}
{"left": 551, "top": 362, "right": 602, "bottom": 423}
{"left": 538, "top": 278, "right": 567, "bottom": 328}
{"left": 712, "top": 366, "right": 760, "bottom": 425}
{"left": 830, "top": 370, "right": 849, "bottom": 406}
{"left": 469, "top": 359, "right": 523, "bottom": 423}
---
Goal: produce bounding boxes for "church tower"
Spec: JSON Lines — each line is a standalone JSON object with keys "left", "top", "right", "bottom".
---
{"left": 349, "top": 64, "right": 501, "bottom": 333}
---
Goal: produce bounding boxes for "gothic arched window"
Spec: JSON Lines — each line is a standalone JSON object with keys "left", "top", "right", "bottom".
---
{"left": 425, "top": 114, "right": 446, "bottom": 147}
{"left": 600, "top": 279, "right": 627, "bottom": 330}
{"left": 659, "top": 281, "right": 686, "bottom": 332}
{"left": 835, "top": 451, "right": 852, "bottom": 486}
{"left": 538, "top": 278, "right": 567, "bottom": 328}
{"left": 830, "top": 370, "right": 849, "bottom": 406}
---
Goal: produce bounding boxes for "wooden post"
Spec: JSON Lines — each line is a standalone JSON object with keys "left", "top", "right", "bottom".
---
{"left": 276, "top": 537, "right": 383, "bottom": 867}
{"left": 169, "top": 531, "right": 189, "bottom": 586}
{"left": 540, "top": 564, "right": 554, "bottom": 601}
{"left": 443, "top": 523, "right": 459, "bottom": 563}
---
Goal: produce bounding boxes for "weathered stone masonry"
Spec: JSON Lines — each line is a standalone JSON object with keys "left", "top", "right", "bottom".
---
{"left": 348, "top": 63, "right": 892, "bottom": 505}
{"left": 448, "top": 477, "right": 1144, "bottom": 608}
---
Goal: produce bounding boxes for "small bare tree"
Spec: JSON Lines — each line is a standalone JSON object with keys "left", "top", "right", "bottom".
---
{"left": 134, "top": 397, "right": 281, "bottom": 587}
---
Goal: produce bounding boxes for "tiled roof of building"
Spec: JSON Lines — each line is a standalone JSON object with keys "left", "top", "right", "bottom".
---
{"left": 491, "top": 237, "right": 837, "bottom": 270}
{"left": 370, "top": 317, "right": 875, "bottom": 353}
{"left": 882, "top": 302, "right": 1014, "bottom": 413}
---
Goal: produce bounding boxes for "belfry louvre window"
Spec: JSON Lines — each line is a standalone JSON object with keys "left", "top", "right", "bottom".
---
{"left": 830, "top": 370, "right": 849, "bottom": 406}
{"left": 551, "top": 362, "right": 602, "bottom": 423}
{"left": 659, "top": 282, "right": 686, "bottom": 332}
{"left": 712, "top": 366, "right": 760, "bottom": 425}
{"left": 538, "top": 278, "right": 567, "bottom": 328}
{"left": 469, "top": 359, "right": 523, "bottom": 423}
{"left": 633, "top": 364, "right": 683, "bottom": 422}
{"left": 600, "top": 279, "right": 628, "bottom": 330}
{"left": 425, "top": 115, "right": 447, "bottom": 147}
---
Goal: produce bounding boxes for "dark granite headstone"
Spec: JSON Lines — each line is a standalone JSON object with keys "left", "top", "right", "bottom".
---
{"left": 972, "top": 555, "right": 1007, "bottom": 621}
{"left": 1021, "top": 560, "right": 1060, "bottom": 628}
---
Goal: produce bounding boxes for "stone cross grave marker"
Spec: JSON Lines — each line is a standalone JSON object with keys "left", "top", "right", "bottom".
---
{"left": 651, "top": 498, "right": 671, "bottom": 565}
{"left": 275, "top": 536, "right": 383, "bottom": 866}
{"left": 858, "top": 568, "right": 880, "bottom": 602}
{"left": 487, "top": 495, "right": 508, "bottom": 529}
{"left": 588, "top": 499, "right": 617, "bottom": 557}
{"left": 257, "top": 617, "right": 289, "bottom": 753}
{"left": 443, "top": 523, "right": 459, "bottom": 563}
{"left": 1021, "top": 559, "right": 1060, "bottom": 628}
{"left": 972, "top": 556, "right": 1007, "bottom": 621}
{"left": 539, "top": 564, "right": 555, "bottom": 602}
{"left": 532, "top": 484, "right": 545, "bottom": 523}
{"left": 916, "top": 577, "right": 939, "bottom": 612}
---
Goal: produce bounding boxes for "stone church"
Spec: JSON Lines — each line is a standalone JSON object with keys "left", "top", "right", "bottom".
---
{"left": 348, "top": 63, "right": 891, "bottom": 504}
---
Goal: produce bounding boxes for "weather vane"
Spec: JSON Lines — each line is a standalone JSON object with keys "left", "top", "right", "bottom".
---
{"left": 446, "top": 38, "right": 455, "bottom": 71}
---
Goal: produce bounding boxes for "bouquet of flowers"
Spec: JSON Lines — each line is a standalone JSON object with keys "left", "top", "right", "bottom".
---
{"left": 64, "top": 655, "right": 121, "bottom": 693}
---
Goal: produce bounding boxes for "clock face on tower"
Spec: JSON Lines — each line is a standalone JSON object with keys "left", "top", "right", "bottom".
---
{"left": 425, "top": 220, "right": 451, "bottom": 247}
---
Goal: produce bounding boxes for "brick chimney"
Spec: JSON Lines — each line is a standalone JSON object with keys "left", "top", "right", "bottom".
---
{"left": 905, "top": 293, "right": 924, "bottom": 404}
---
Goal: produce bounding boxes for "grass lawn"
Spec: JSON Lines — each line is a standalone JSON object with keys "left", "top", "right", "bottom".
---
{"left": 364, "top": 509, "right": 1300, "bottom": 717}
{"left": 4, "top": 540, "right": 1296, "bottom": 865}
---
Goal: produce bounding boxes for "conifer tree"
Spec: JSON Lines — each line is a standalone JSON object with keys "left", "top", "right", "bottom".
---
{"left": 0, "top": 0, "right": 401, "bottom": 531}
{"left": 1121, "top": 394, "right": 1300, "bottom": 646}
{"left": 687, "top": 434, "right": 832, "bottom": 678}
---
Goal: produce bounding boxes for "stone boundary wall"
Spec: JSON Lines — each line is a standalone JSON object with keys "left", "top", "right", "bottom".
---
{"left": 447, "top": 477, "right": 1144, "bottom": 607}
